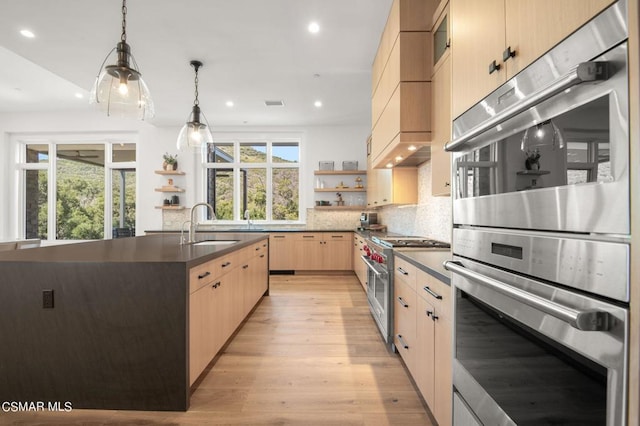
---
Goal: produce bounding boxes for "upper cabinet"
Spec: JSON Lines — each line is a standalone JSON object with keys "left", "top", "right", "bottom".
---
{"left": 370, "top": 0, "right": 436, "bottom": 169}
{"left": 430, "top": 1, "right": 452, "bottom": 196}
{"left": 450, "top": 0, "right": 615, "bottom": 119}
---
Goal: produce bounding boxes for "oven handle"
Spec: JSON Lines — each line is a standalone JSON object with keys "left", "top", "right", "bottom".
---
{"left": 444, "top": 261, "right": 611, "bottom": 331}
{"left": 445, "top": 61, "right": 610, "bottom": 152}
{"left": 361, "top": 255, "right": 386, "bottom": 278}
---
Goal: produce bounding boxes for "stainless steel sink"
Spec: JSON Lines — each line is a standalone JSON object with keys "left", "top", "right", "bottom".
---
{"left": 192, "top": 240, "right": 238, "bottom": 246}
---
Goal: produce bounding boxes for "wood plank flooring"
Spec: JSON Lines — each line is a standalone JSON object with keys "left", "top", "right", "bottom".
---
{"left": 2, "top": 274, "right": 433, "bottom": 425}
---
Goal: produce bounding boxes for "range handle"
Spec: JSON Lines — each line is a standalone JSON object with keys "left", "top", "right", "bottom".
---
{"left": 361, "top": 255, "right": 387, "bottom": 278}
{"left": 444, "top": 261, "right": 611, "bottom": 331}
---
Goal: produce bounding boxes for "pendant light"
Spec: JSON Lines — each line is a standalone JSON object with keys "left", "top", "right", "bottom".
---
{"left": 521, "top": 119, "right": 565, "bottom": 151}
{"left": 177, "top": 60, "right": 213, "bottom": 151}
{"left": 89, "top": 0, "right": 154, "bottom": 120}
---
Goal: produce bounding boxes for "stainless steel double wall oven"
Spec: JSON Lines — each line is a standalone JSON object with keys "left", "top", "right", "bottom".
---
{"left": 444, "top": 1, "right": 630, "bottom": 425}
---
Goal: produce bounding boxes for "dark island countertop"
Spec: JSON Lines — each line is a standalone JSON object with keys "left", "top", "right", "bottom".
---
{"left": 146, "top": 227, "right": 355, "bottom": 234}
{"left": 0, "top": 233, "right": 268, "bottom": 268}
{"left": 393, "top": 249, "right": 453, "bottom": 286}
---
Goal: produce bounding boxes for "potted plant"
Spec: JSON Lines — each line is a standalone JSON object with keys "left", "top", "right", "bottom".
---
{"left": 525, "top": 149, "right": 541, "bottom": 170}
{"left": 163, "top": 152, "right": 178, "bottom": 171}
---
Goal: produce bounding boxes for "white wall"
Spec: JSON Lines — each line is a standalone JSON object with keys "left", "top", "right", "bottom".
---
{"left": 376, "top": 160, "right": 452, "bottom": 243}
{"left": 0, "top": 109, "right": 369, "bottom": 238}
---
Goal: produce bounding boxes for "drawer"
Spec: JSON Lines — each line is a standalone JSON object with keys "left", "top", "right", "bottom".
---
{"left": 416, "top": 268, "right": 452, "bottom": 320}
{"left": 394, "top": 256, "right": 417, "bottom": 291}
{"left": 189, "top": 260, "right": 217, "bottom": 293}
{"left": 394, "top": 279, "right": 417, "bottom": 370}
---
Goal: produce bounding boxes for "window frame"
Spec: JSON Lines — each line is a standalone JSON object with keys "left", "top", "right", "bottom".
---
{"left": 14, "top": 133, "right": 137, "bottom": 242}
{"left": 201, "top": 137, "right": 302, "bottom": 224}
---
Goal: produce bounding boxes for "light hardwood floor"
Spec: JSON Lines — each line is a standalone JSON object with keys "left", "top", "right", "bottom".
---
{"left": 3, "top": 274, "right": 433, "bottom": 425}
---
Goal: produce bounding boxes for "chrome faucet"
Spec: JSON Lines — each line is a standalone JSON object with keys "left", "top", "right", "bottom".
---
{"left": 244, "top": 210, "right": 252, "bottom": 230}
{"left": 189, "top": 202, "right": 216, "bottom": 243}
{"left": 180, "top": 220, "right": 192, "bottom": 245}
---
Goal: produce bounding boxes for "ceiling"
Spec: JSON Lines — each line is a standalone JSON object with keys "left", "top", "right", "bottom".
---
{"left": 0, "top": 0, "right": 392, "bottom": 128}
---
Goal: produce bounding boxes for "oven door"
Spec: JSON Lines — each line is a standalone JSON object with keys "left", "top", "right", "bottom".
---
{"left": 362, "top": 255, "right": 390, "bottom": 343}
{"left": 445, "top": 257, "right": 628, "bottom": 426}
{"left": 447, "top": 0, "right": 629, "bottom": 235}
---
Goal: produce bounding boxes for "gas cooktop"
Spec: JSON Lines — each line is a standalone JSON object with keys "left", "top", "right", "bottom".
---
{"left": 371, "top": 236, "right": 451, "bottom": 249}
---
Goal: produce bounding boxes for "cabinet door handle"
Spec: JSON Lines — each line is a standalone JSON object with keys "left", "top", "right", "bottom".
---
{"left": 198, "top": 271, "right": 211, "bottom": 279}
{"left": 503, "top": 46, "right": 516, "bottom": 62}
{"left": 396, "top": 334, "right": 409, "bottom": 349}
{"left": 426, "top": 310, "right": 433, "bottom": 317}
{"left": 222, "top": 261, "right": 231, "bottom": 268}
{"left": 431, "top": 313, "right": 439, "bottom": 322}
{"left": 260, "top": 254, "right": 265, "bottom": 258}
{"left": 445, "top": 182, "right": 451, "bottom": 187}
{"left": 273, "top": 236, "right": 285, "bottom": 239}
{"left": 255, "top": 247, "right": 260, "bottom": 251}
{"left": 396, "top": 267, "right": 409, "bottom": 276}
{"left": 212, "top": 281, "right": 221, "bottom": 289}
{"left": 489, "top": 60, "right": 501, "bottom": 74}
{"left": 242, "top": 264, "right": 249, "bottom": 269}
{"left": 423, "top": 286, "right": 443, "bottom": 300}
{"left": 331, "top": 235, "right": 343, "bottom": 238}
{"left": 397, "top": 296, "right": 409, "bottom": 308}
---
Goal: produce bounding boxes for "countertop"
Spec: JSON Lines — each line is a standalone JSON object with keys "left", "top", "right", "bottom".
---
{"left": 393, "top": 249, "right": 452, "bottom": 286}
{"left": 146, "top": 228, "right": 355, "bottom": 233}
{"left": 0, "top": 233, "right": 268, "bottom": 267}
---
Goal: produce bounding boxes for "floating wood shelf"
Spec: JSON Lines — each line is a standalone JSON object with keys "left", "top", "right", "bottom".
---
{"left": 155, "top": 170, "right": 186, "bottom": 175}
{"left": 517, "top": 170, "right": 550, "bottom": 176}
{"left": 155, "top": 187, "right": 185, "bottom": 193}
{"left": 313, "top": 170, "right": 367, "bottom": 175}
{"left": 155, "top": 206, "right": 186, "bottom": 210}
{"left": 313, "top": 205, "right": 366, "bottom": 210}
{"left": 314, "top": 188, "right": 366, "bottom": 192}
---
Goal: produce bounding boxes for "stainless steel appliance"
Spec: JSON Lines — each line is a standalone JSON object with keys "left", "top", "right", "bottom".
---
{"left": 446, "top": 0, "right": 629, "bottom": 235}
{"left": 362, "top": 236, "right": 450, "bottom": 346}
{"left": 360, "top": 212, "right": 378, "bottom": 229}
{"left": 444, "top": 2, "right": 631, "bottom": 425}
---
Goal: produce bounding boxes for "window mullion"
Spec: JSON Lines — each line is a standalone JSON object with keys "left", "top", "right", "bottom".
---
{"left": 48, "top": 142, "right": 57, "bottom": 242}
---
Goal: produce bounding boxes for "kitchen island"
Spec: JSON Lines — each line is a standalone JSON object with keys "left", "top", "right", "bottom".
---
{"left": 0, "top": 233, "right": 269, "bottom": 411}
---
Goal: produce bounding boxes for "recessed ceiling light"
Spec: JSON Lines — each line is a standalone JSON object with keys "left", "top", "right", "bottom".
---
{"left": 314, "top": 100, "right": 322, "bottom": 108}
{"left": 308, "top": 22, "right": 320, "bottom": 34}
{"left": 75, "top": 93, "right": 84, "bottom": 99}
{"left": 395, "top": 156, "right": 403, "bottom": 162}
{"left": 386, "top": 163, "right": 393, "bottom": 168}
{"left": 226, "top": 101, "right": 234, "bottom": 107}
{"left": 20, "top": 29, "right": 35, "bottom": 38}
{"left": 408, "top": 145, "right": 417, "bottom": 151}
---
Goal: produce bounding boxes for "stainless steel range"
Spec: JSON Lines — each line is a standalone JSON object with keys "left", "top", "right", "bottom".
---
{"left": 362, "top": 236, "right": 450, "bottom": 347}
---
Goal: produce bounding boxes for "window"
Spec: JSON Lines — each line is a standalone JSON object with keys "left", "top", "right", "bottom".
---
{"left": 18, "top": 137, "right": 136, "bottom": 241}
{"left": 203, "top": 139, "right": 300, "bottom": 222}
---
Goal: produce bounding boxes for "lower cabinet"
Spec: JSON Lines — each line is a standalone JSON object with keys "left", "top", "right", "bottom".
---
{"left": 353, "top": 233, "right": 367, "bottom": 290}
{"left": 270, "top": 232, "right": 353, "bottom": 271}
{"left": 394, "top": 255, "right": 453, "bottom": 426}
{"left": 189, "top": 239, "right": 269, "bottom": 385}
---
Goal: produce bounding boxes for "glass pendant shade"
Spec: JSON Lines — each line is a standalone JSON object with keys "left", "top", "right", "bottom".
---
{"left": 177, "top": 60, "right": 212, "bottom": 151}
{"left": 521, "top": 119, "right": 565, "bottom": 151}
{"left": 89, "top": 0, "right": 154, "bottom": 120}
{"left": 177, "top": 106, "right": 213, "bottom": 151}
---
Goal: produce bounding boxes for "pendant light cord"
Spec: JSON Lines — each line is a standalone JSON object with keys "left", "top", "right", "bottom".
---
{"left": 121, "top": 0, "right": 127, "bottom": 43}
{"left": 193, "top": 66, "right": 200, "bottom": 107}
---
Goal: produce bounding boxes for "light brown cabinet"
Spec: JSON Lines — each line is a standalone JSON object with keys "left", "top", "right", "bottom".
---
{"left": 393, "top": 254, "right": 453, "bottom": 426}
{"left": 431, "top": 3, "right": 452, "bottom": 196}
{"left": 353, "top": 233, "right": 367, "bottom": 290}
{"left": 451, "top": 0, "right": 614, "bottom": 118}
{"left": 367, "top": 166, "right": 418, "bottom": 207}
{"left": 270, "top": 232, "right": 353, "bottom": 271}
{"left": 370, "top": 0, "right": 435, "bottom": 169}
{"left": 188, "top": 240, "right": 269, "bottom": 385}
{"left": 293, "top": 232, "right": 352, "bottom": 271}
{"left": 269, "top": 233, "right": 295, "bottom": 270}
